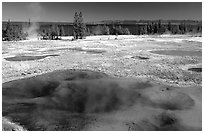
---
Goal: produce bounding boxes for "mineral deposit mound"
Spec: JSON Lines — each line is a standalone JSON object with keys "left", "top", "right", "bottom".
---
{"left": 2, "top": 69, "right": 200, "bottom": 131}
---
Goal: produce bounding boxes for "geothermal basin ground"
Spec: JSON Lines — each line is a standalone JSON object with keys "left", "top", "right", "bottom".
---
{"left": 2, "top": 35, "right": 202, "bottom": 131}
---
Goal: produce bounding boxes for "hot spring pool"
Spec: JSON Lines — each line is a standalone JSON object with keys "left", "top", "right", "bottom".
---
{"left": 150, "top": 50, "right": 202, "bottom": 57}
{"left": 4, "top": 54, "right": 59, "bottom": 61}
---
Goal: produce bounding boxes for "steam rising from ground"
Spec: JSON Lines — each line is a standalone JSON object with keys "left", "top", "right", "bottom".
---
{"left": 24, "top": 23, "right": 39, "bottom": 40}
{"left": 24, "top": 3, "right": 43, "bottom": 40}
{"left": 2, "top": 69, "right": 199, "bottom": 130}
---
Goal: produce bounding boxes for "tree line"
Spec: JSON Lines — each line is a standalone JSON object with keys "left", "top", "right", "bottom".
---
{"left": 40, "top": 24, "right": 65, "bottom": 40}
{"left": 72, "top": 13, "right": 201, "bottom": 39}
{"left": 2, "top": 20, "right": 28, "bottom": 41}
{"left": 2, "top": 12, "right": 202, "bottom": 41}
{"left": 136, "top": 20, "right": 202, "bottom": 35}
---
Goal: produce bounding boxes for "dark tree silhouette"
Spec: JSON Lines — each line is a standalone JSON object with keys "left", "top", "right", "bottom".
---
{"left": 73, "top": 12, "right": 79, "bottom": 39}
{"left": 158, "top": 20, "right": 164, "bottom": 34}
{"left": 103, "top": 25, "right": 110, "bottom": 35}
{"left": 167, "top": 21, "right": 172, "bottom": 33}
{"left": 4, "top": 19, "right": 13, "bottom": 41}
{"left": 123, "top": 28, "right": 131, "bottom": 35}
{"left": 179, "top": 22, "right": 187, "bottom": 34}
{"left": 73, "top": 12, "right": 86, "bottom": 39}
{"left": 116, "top": 25, "right": 124, "bottom": 35}
{"left": 49, "top": 24, "right": 58, "bottom": 40}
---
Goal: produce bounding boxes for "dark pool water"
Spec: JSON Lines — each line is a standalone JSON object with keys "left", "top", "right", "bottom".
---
{"left": 27, "top": 47, "right": 106, "bottom": 54}
{"left": 150, "top": 50, "right": 202, "bottom": 57}
{"left": 188, "top": 68, "right": 202, "bottom": 72}
{"left": 69, "top": 47, "right": 106, "bottom": 54}
{"left": 4, "top": 54, "right": 59, "bottom": 61}
{"left": 131, "top": 56, "right": 149, "bottom": 60}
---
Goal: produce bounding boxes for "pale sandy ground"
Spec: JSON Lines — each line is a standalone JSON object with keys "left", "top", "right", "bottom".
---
{"left": 2, "top": 35, "right": 202, "bottom": 131}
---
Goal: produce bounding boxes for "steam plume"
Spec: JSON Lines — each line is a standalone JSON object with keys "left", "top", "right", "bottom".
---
{"left": 24, "top": 3, "right": 43, "bottom": 40}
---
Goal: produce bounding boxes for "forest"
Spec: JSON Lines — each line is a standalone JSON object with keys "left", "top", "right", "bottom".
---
{"left": 2, "top": 12, "right": 202, "bottom": 41}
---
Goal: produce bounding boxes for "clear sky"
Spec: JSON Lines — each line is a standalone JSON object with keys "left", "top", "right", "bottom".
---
{"left": 2, "top": 2, "right": 202, "bottom": 22}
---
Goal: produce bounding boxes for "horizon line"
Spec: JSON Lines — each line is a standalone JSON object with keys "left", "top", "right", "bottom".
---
{"left": 2, "top": 19, "right": 202, "bottom": 23}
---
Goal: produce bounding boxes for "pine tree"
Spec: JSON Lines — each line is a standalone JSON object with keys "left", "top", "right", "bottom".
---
{"left": 73, "top": 12, "right": 86, "bottom": 39}
{"left": 47, "top": 26, "right": 52, "bottom": 39}
{"left": 123, "top": 28, "right": 131, "bottom": 35}
{"left": 147, "top": 23, "right": 151, "bottom": 34}
{"left": 61, "top": 26, "right": 65, "bottom": 36}
{"left": 173, "top": 25, "right": 180, "bottom": 34}
{"left": 158, "top": 20, "right": 162, "bottom": 34}
{"left": 179, "top": 22, "right": 187, "bottom": 34}
{"left": 56, "top": 26, "right": 60, "bottom": 38}
{"left": 103, "top": 25, "right": 110, "bottom": 35}
{"left": 110, "top": 25, "right": 117, "bottom": 35}
{"left": 78, "top": 12, "right": 86, "bottom": 39}
{"left": 28, "top": 18, "right": 31, "bottom": 27}
{"left": 151, "top": 22, "right": 154, "bottom": 33}
{"left": 59, "top": 26, "right": 64, "bottom": 37}
{"left": 50, "top": 24, "right": 57, "bottom": 40}
{"left": 73, "top": 12, "right": 79, "bottom": 39}
{"left": 153, "top": 22, "right": 158, "bottom": 34}
{"left": 13, "top": 26, "right": 20, "bottom": 41}
{"left": 5, "top": 19, "right": 13, "bottom": 41}
{"left": 167, "top": 21, "right": 172, "bottom": 33}
{"left": 116, "top": 25, "right": 123, "bottom": 35}
{"left": 41, "top": 29, "right": 46, "bottom": 39}
{"left": 197, "top": 24, "right": 202, "bottom": 33}
{"left": 86, "top": 27, "right": 91, "bottom": 36}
